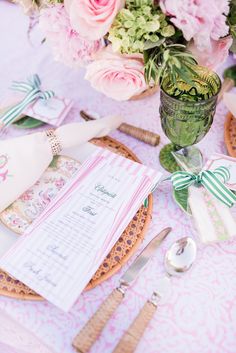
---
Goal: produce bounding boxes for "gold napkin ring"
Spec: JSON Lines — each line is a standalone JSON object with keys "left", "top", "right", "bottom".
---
{"left": 46, "top": 129, "right": 62, "bottom": 156}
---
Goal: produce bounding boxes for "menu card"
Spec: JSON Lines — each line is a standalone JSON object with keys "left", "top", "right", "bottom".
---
{"left": 0, "top": 148, "right": 162, "bottom": 311}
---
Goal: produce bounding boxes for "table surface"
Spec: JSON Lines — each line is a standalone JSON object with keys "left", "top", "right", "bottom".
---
{"left": 1, "top": 3, "right": 236, "bottom": 353}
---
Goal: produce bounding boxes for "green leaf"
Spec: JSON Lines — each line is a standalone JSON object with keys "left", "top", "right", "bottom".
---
{"left": 174, "top": 66, "right": 194, "bottom": 86}
{"left": 230, "top": 37, "right": 236, "bottom": 53}
{"left": 173, "top": 188, "right": 191, "bottom": 214}
{"left": 223, "top": 65, "right": 236, "bottom": 84}
{"left": 13, "top": 116, "right": 45, "bottom": 129}
{"left": 143, "top": 38, "right": 165, "bottom": 50}
{"left": 143, "top": 50, "right": 150, "bottom": 63}
{"left": 49, "top": 156, "right": 59, "bottom": 169}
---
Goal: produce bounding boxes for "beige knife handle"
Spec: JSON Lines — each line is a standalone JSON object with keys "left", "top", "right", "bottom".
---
{"left": 218, "top": 77, "right": 235, "bottom": 103}
{"left": 73, "top": 288, "right": 124, "bottom": 353}
{"left": 112, "top": 300, "right": 157, "bottom": 353}
{"left": 118, "top": 123, "right": 160, "bottom": 146}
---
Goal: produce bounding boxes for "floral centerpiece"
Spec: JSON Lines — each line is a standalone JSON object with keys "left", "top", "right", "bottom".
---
{"left": 16, "top": 0, "right": 234, "bottom": 101}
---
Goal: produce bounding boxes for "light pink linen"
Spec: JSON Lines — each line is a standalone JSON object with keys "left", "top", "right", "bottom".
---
{"left": 0, "top": 308, "right": 54, "bottom": 353}
{"left": 0, "top": 3, "right": 236, "bottom": 353}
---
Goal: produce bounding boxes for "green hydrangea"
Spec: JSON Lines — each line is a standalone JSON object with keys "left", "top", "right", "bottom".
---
{"left": 108, "top": 2, "right": 175, "bottom": 54}
{"left": 32, "top": 0, "right": 63, "bottom": 7}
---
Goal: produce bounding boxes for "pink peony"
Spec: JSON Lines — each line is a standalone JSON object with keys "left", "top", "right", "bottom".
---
{"left": 64, "top": 0, "right": 125, "bottom": 41}
{"left": 160, "top": 0, "right": 230, "bottom": 54}
{"left": 85, "top": 47, "right": 148, "bottom": 101}
{"left": 188, "top": 36, "right": 233, "bottom": 69}
{"left": 39, "top": 4, "right": 104, "bottom": 68}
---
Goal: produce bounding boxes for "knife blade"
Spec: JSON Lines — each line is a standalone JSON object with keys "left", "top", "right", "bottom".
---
{"left": 120, "top": 227, "right": 171, "bottom": 288}
{"left": 72, "top": 227, "right": 171, "bottom": 353}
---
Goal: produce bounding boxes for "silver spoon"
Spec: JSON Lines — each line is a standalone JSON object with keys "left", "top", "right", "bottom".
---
{"left": 165, "top": 236, "right": 197, "bottom": 277}
{"left": 112, "top": 237, "right": 197, "bottom": 353}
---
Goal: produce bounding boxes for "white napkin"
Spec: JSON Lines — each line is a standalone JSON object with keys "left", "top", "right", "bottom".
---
{"left": 0, "top": 115, "right": 123, "bottom": 212}
{"left": 223, "top": 92, "right": 236, "bottom": 116}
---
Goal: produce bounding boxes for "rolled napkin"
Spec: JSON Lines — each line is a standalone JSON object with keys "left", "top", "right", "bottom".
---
{"left": 0, "top": 115, "right": 122, "bottom": 212}
{"left": 218, "top": 65, "right": 236, "bottom": 103}
{"left": 223, "top": 92, "right": 236, "bottom": 117}
{"left": 80, "top": 110, "right": 160, "bottom": 146}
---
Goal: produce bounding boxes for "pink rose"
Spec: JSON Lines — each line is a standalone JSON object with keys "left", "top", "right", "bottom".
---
{"left": 85, "top": 47, "right": 148, "bottom": 101}
{"left": 39, "top": 5, "right": 103, "bottom": 68}
{"left": 64, "top": 0, "right": 125, "bottom": 40}
{"left": 188, "top": 36, "right": 232, "bottom": 69}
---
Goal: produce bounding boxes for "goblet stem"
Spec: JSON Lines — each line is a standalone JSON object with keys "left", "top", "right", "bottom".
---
{"left": 182, "top": 147, "right": 188, "bottom": 157}
{"left": 172, "top": 144, "right": 182, "bottom": 152}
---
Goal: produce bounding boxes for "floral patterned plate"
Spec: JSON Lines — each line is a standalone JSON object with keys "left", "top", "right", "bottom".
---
{"left": 0, "top": 155, "right": 80, "bottom": 234}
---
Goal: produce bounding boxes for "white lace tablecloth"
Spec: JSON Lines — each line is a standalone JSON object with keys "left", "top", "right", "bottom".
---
{"left": 0, "top": 2, "right": 236, "bottom": 353}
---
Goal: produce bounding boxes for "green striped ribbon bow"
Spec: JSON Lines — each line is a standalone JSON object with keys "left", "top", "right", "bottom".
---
{"left": 171, "top": 166, "right": 236, "bottom": 208}
{"left": 0, "top": 74, "right": 54, "bottom": 127}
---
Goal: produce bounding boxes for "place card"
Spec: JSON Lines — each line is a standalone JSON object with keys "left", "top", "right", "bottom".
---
{"left": 0, "top": 148, "right": 162, "bottom": 311}
{"left": 23, "top": 96, "right": 73, "bottom": 127}
{"left": 204, "top": 153, "right": 236, "bottom": 191}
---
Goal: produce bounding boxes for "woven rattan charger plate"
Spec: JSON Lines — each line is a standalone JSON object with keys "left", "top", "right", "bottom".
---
{"left": 0, "top": 136, "right": 153, "bottom": 300}
{"left": 225, "top": 112, "right": 236, "bottom": 157}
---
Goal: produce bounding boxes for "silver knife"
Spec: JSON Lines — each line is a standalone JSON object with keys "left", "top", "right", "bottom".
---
{"left": 72, "top": 227, "right": 171, "bottom": 353}
{"left": 117, "top": 227, "right": 171, "bottom": 293}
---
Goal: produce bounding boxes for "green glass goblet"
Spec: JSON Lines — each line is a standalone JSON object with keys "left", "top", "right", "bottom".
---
{"left": 159, "top": 66, "right": 221, "bottom": 173}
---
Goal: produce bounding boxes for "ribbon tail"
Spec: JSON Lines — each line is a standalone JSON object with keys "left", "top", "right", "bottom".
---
{"left": 0, "top": 89, "right": 39, "bottom": 127}
{"left": 202, "top": 172, "right": 236, "bottom": 208}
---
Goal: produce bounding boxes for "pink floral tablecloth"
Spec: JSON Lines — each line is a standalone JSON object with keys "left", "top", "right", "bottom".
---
{"left": 1, "top": 2, "right": 236, "bottom": 353}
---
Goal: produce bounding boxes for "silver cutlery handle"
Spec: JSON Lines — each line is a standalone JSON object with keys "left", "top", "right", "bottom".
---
{"left": 112, "top": 300, "right": 157, "bottom": 353}
{"left": 73, "top": 288, "right": 124, "bottom": 353}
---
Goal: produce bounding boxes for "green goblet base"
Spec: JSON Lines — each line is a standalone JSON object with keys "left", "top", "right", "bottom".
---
{"left": 159, "top": 144, "right": 182, "bottom": 173}
{"left": 160, "top": 144, "right": 203, "bottom": 173}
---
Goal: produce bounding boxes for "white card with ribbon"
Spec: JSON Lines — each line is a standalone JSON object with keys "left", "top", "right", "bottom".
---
{"left": 187, "top": 153, "right": 236, "bottom": 243}
{"left": 204, "top": 153, "right": 236, "bottom": 191}
{"left": 0, "top": 148, "right": 162, "bottom": 311}
{"left": 0, "top": 74, "right": 73, "bottom": 128}
{"left": 23, "top": 96, "right": 73, "bottom": 127}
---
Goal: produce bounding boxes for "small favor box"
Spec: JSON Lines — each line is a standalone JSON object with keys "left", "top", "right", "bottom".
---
{"left": 0, "top": 74, "right": 73, "bottom": 128}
